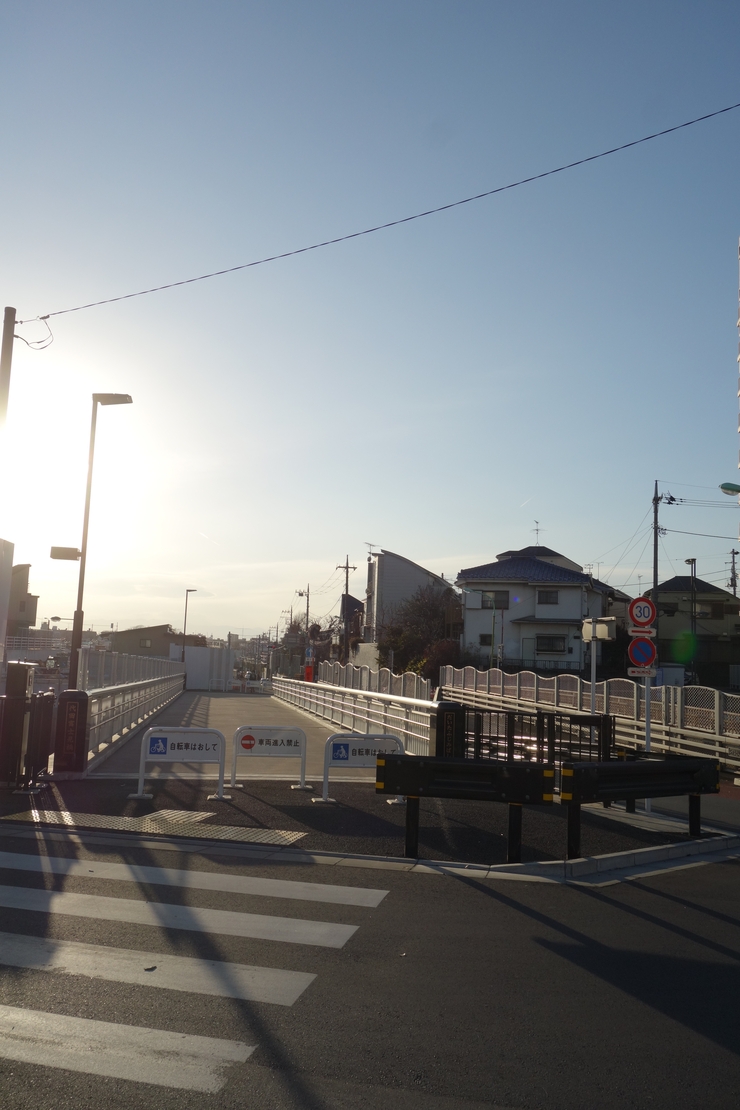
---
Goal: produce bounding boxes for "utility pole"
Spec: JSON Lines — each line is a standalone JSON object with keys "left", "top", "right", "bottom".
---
{"left": 730, "top": 549, "right": 738, "bottom": 597}
{"left": 298, "top": 586, "right": 310, "bottom": 640}
{"left": 652, "top": 480, "right": 662, "bottom": 652}
{"left": 336, "top": 555, "right": 357, "bottom": 663}
{"left": 685, "top": 558, "right": 697, "bottom": 641}
{"left": 0, "top": 307, "right": 16, "bottom": 427}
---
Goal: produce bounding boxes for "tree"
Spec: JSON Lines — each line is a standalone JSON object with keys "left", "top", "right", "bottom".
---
{"left": 378, "top": 585, "right": 459, "bottom": 677}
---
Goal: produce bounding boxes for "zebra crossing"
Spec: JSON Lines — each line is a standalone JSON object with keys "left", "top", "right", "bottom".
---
{"left": 0, "top": 848, "right": 388, "bottom": 1094}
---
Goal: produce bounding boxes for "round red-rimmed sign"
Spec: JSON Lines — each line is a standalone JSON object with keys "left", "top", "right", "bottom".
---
{"left": 628, "top": 596, "right": 656, "bottom": 627}
{"left": 628, "top": 638, "right": 657, "bottom": 667}
{"left": 240, "top": 735, "right": 256, "bottom": 750}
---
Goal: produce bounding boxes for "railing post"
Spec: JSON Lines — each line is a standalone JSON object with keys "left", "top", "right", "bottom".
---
{"left": 554, "top": 675, "right": 560, "bottom": 708}
{"left": 715, "top": 688, "right": 722, "bottom": 736}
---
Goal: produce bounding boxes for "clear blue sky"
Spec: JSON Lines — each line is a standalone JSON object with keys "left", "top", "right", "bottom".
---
{"left": 2, "top": 1, "right": 739, "bottom": 637}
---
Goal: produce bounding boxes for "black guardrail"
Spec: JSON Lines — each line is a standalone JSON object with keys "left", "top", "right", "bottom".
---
{"left": 465, "top": 708, "right": 615, "bottom": 767}
{"left": 376, "top": 753, "right": 555, "bottom": 862}
{"left": 561, "top": 756, "right": 720, "bottom": 858}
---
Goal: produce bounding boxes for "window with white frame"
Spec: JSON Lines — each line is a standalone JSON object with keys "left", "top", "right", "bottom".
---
{"left": 536, "top": 635, "right": 566, "bottom": 654}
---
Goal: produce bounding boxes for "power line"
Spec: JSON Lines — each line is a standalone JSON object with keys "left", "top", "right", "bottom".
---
{"left": 663, "top": 527, "right": 738, "bottom": 540}
{"left": 18, "top": 99, "right": 740, "bottom": 325}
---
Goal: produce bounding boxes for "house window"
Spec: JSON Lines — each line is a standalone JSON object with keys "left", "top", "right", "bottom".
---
{"left": 537, "top": 590, "right": 559, "bottom": 605}
{"left": 139, "top": 638, "right": 152, "bottom": 648}
{"left": 482, "top": 591, "right": 509, "bottom": 610}
{"left": 711, "top": 604, "right": 725, "bottom": 620}
{"left": 536, "top": 635, "right": 566, "bottom": 654}
{"left": 479, "top": 634, "right": 492, "bottom": 646}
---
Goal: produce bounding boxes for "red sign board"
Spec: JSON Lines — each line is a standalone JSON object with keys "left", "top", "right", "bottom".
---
{"left": 629, "top": 597, "right": 656, "bottom": 626}
{"left": 628, "top": 638, "right": 657, "bottom": 667}
{"left": 240, "top": 735, "right": 256, "bottom": 750}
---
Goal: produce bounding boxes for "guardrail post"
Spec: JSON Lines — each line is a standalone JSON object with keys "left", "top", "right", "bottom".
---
{"left": 506, "top": 712, "right": 516, "bottom": 760}
{"left": 688, "top": 794, "right": 701, "bottom": 837}
{"left": 434, "top": 702, "right": 466, "bottom": 758}
{"left": 473, "top": 713, "right": 482, "bottom": 759}
{"left": 507, "top": 803, "right": 523, "bottom": 863}
{"left": 546, "top": 714, "right": 556, "bottom": 764}
{"left": 599, "top": 715, "right": 612, "bottom": 762}
{"left": 405, "top": 795, "right": 420, "bottom": 858}
{"left": 566, "top": 802, "right": 581, "bottom": 859}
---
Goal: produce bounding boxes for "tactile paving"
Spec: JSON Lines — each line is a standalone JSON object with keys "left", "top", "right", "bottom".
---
{"left": 1, "top": 809, "right": 307, "bottom": 846}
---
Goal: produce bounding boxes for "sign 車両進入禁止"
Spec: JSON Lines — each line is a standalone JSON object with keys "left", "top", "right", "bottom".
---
{"left": 230, "top": 726, "right": 308, "bottom": 789}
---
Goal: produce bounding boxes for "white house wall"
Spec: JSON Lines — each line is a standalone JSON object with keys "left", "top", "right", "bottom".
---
{"left": 462, "top": 583, "right": 606, "bottom": 665}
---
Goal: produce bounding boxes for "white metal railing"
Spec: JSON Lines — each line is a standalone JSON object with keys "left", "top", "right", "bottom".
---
{"left": 77, "top": 648, "right": 185, "bottom": 691}
{"left": 272, "top": 677, "right": 434, "bottom": 756}
{"left": 439, "top": 666, "right": 740, "bottom": 771}
{"left": 85, "top": 672, "right": 186, "bottom": 768}
{"left": 317, "top": 661, "right": 431, "bottom": 701}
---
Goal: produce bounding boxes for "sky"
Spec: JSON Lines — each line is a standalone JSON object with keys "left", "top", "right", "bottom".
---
{"left": 1, "top": 1, "right": 740, "bottom": 639}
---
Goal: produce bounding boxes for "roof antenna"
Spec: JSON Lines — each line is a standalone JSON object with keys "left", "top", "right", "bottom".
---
{"left": 365, "top": 542, "right": 379, "bottom": 560}
{"left": 532, "top": 520, "right": 543, "bottom": 545}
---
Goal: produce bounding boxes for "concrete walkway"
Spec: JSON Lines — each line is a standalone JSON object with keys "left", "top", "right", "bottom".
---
{"left": 91, "top": 692, "right": 375, "bottom": 783}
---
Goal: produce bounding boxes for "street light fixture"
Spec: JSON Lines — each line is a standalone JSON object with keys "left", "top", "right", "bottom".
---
{"left": 52, "top": 392, "right": 133, "bottom": 688}
{"left": 182, "top": 589, "right": 197, "bottom": 662}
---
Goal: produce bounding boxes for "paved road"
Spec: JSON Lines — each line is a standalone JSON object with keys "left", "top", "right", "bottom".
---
{"left": 0, "top": 827, "right": 738, "bottom": 1109}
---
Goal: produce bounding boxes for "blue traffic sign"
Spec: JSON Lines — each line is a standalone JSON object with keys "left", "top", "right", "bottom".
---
{"left": 628, "top": 638, "right": 657, "bottom": 667}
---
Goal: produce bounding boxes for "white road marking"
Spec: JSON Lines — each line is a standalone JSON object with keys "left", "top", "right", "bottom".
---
{"left": 0, "top": 1004, "right": 253, "bottom": 1092}
{"left": 0, "top": 850, "right": 388, "bottom": 907}
{"left": 0, "top": 884, "right": 357, "bottom": 947}
{"left": 0, "top": 931, "right": 315, "bottom": 1005}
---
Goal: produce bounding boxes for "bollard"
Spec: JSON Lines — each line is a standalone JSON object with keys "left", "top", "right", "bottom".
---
{"left": 52, "top": 690, "right": 89, "bottom": 775}
{"left": 688, "top": 793, "right": 701, "bottom": 837}
{"left": 566, "top": 802, "right": 581, "bottom": 860}
{"left": 507, "top": 803, "right": 523, "bottom": 863}
{"left": 25, "top": 692, "right": 55, "bottom": 785}
{"left": 405, "top": 795, "right": 420, "bottom": 858}
{"left": 434, "top": 702, "right": 466, "bottom": 758}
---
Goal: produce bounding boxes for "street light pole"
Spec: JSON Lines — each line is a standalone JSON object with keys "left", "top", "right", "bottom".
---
{"left": 182, "top": 589, "right": 197, "bottom": 663}
{"left": 68, "top": 393, "right": 132, "bottom": 689}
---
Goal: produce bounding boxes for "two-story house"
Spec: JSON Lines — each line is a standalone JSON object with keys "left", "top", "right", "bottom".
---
{"left": 457, "top": 545, "right": 622, "bottom": 671}
{"left": 646, "top": 575, "right": 740, "bottom": 684}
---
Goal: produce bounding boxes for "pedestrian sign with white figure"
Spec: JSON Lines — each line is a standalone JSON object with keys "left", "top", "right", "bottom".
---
{"left": 313, "top": 733, "right": 405, "bottom": 803}
{"left": 129, "top": 727, "right": 229, "bottom": 801}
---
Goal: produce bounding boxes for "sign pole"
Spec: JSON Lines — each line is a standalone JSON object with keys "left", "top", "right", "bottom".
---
{"left": 644, "top": 674, "right": 652, "bottom": 812}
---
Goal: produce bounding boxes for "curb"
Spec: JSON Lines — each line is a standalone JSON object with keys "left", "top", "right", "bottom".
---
{"left": 2, "top": 818, "right": 738, "bottom": 882}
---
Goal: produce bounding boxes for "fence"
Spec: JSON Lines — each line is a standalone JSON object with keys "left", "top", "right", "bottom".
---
{"left": 85, "top": 671, "right": 186, "bottom": 768}
{"left": 271, "top": 677, "right": 433, "bottom": 756}
{"left": 76, "top": 649, "right": 185, "bottom": 691}
{"left": 317, "top": 661, "right": 431, "bottom": 701}
{"left": 439, "top": 666, "right": 740, "bottom": 772}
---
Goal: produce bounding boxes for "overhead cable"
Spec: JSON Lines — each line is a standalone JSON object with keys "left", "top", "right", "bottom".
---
{"left": 18, "top": 99, "right": 740, "bottom": 325}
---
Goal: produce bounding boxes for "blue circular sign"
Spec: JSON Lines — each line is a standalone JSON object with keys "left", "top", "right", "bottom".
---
{"left": 628, "top": 638, "right": 657, "bottom": 667}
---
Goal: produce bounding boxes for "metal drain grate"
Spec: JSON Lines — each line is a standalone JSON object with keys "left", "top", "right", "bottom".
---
{"left": 1, "top": 809, "right": 307, "bottom": 846}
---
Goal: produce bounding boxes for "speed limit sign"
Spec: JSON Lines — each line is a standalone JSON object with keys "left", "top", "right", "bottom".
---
{"left": 628, "top": 597, "right": 656, "bottom": 626}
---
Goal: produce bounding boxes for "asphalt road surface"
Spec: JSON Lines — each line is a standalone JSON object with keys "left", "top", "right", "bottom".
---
{"left": 0, "top": 828, "right": 738, "bottom": 1109}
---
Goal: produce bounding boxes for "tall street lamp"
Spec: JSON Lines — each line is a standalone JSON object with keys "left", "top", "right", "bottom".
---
{"left": 53, "top": 393, "right": 132, "bottom": 689}
{"left": 182, "top": 589, "right": 197, "bottom": 662}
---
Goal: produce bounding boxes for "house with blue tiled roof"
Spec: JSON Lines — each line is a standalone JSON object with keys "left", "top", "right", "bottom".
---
{"left": 456, "top": 546, "right": 627, "bottom": 671}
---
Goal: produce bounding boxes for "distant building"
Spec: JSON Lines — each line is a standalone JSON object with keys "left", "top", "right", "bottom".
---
{"left": 0, "top": 539, "right": 14, "bottom": 645}
{"left": 353, "top": 549, "right": 457, "bottom": 669}
{"left": 457, "top": 545, "right": 627, "bottom": 672}
{"left": 111, "top": 623, "right": 206, "bottom": 658}
{"left": 646, "top": 575, "right": 740, "bottom": 682}
{"left": 363, "top": 549, "right": 453, "bottom": 642}
{"left": 7, "top": 564, "right": 39, "bottom": 637}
